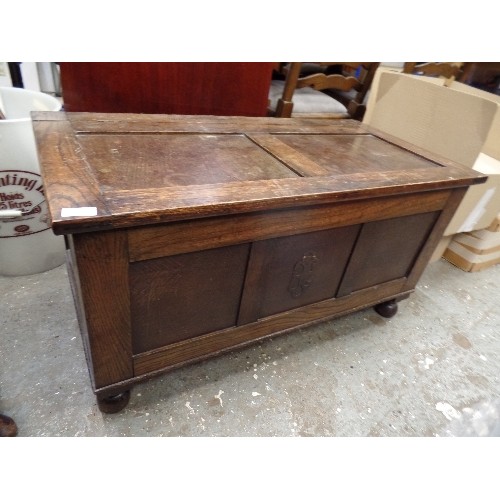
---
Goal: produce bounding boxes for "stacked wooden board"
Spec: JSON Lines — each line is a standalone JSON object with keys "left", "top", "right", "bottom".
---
{"left": 443, "top": 215, "right": 500, "bottom": 272}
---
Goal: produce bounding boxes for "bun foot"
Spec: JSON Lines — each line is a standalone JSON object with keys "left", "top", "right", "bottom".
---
{"left": 0, "top": 413, "right": 18, "bottom": 437}
{"left": 374, "top": 299, "right": 398, "bottom": 318}
{"left": 97, "top": 390, "right": 131, "bottom": 414}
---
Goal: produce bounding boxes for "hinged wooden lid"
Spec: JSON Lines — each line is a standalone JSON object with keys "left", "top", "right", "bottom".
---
{"left": 32, "top": 112, "right": 487, "bottom": 235}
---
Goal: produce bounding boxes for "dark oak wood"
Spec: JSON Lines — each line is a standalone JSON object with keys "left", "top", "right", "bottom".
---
{"left": 405, "top": 188, "right": 468, "bottom": 289}
{"left": 374, "top": 300, "right": 398, "bottom": 318}
{"left": 97, "top": 391, "right": 131, "bottom": 414}
{"left": 31, "top": 117, "right": 111, "bottom": 223}
{"left": 70, "top": 230, "right": 133, "bottom": 389}
{"left": 32, "top": 113, "right": 485, "bottom": 236}
{"left": 59, "top": 63, "right": 274, "bottom": 117}
{"left": 79, "top": 132, "right": 298, "bottom": 189}
{"left": 133, "top": 279, "right": 410, "bottom": 377}
{"left": 241, "top": 226, "right": 360, "bottom": 320}
{"left": 32, "top": 112, "right": 487, "bottom": 412}
{"left": 127, "top": 190, "right": 451, "bottom": 262}
{"left": 130, "top": 243, "right": 250, "bottom": 353}
{"left": 337, "top": 211, "right": 440, "bottom": 296}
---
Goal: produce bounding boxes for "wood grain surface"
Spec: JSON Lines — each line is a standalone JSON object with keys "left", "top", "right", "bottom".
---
{"left": 59, "top": 63, "right": 274, "bottom": 117}
{"left": 70, "top": 230, "right": 133, "bottom": 388}
{"left": 32, "top": 112, "right": 486, "bottom": 235}
{"left": 33, "top": 112, "right": 488, "bottom": 402}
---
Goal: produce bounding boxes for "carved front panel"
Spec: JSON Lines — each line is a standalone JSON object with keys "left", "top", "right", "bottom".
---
{"left": 244, "top": 226, "right": 360, "bottom": 320}
{"left": 288, "top": 252, "right": 319, "bottom": 299}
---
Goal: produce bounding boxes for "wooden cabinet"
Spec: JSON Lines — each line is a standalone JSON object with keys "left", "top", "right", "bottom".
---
{"left": 32, "top": 112, "right": 486, "bottom": 412}
{"left": 59, "top": 63, "right": 274, "bottom": 116}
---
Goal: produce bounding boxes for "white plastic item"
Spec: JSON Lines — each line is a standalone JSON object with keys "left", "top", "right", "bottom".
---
{"left": 0, "top": 86, "right": 65, "bottom": 276}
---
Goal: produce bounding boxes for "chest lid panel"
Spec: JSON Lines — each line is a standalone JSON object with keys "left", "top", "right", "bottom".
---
{"left": 32, "top": 112, "right": 487, "bottom": 235}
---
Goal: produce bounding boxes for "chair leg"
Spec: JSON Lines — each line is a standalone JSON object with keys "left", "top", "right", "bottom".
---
{"left": 347, "top": 101, "right": 366, "bottom": 121}
{"left": 275, "top": 98, "right": 294, "bottom": 118}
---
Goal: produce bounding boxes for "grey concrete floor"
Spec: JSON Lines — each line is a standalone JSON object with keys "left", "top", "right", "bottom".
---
{"left": 1, "top": 258, "right": 499, "bottom": 437}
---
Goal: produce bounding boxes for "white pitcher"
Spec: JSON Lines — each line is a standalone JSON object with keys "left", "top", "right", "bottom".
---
{"left": 0, "top": 86, "right": 65, "bottom": 276}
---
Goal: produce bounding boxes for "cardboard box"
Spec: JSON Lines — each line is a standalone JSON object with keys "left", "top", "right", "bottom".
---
{"left": 446, "top": 153, "right": 500, "bottom": 235}
{"left": 488, "top": 214, "right": 500, "bottom": 232}
{"left": 452, "top": 228, "right": 500, "bottom": 252}
{"left": 443, "top": 226, "right": 500, "bottom": 272}
{"left": 443, "top": 244, "right": 500, "bottom": 272}
{"left": 363, "top": 71, "right": 500, "bottom": 237}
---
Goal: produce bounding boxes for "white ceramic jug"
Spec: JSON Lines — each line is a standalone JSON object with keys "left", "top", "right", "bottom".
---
{"left": 0, "top": 86, "right": 65, "bottom": 276}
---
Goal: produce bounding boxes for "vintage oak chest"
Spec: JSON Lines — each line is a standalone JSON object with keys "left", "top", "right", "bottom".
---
{"left": 33, "top": 112, "right": 485, "bottom": 412}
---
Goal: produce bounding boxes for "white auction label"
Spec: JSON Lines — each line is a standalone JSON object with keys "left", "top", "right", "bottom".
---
{"left": 61, "top": 207, "right": 98, "bottom": 217}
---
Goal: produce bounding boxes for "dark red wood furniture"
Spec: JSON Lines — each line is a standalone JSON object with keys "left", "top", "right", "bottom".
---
{"left": 59, "top": 62, "right": 274, "bottom": 116}
{"left": 32, "top": 112, "right": 486, "bottom": 412}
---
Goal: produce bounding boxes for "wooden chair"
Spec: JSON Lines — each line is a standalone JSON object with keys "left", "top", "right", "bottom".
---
{"left": 268, "top": 62, "right": 380, "bottom": 120}
{"left": 403, "top": 62, "right": 465, "bottom": 81}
